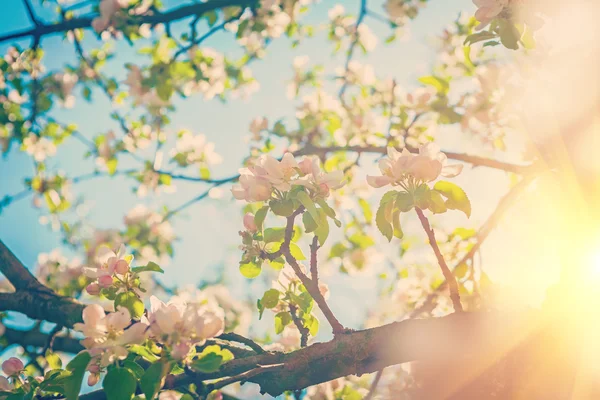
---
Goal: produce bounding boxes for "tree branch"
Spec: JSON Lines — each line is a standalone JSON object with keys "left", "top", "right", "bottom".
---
{"left": 0, "top": 239, "right": 46, "bottom": 291}
{"left": 294, "top": 144, "right": 535, "bottom": 174}
{"left": 0, "top": 0, "right": 256, "bottom": 44}
{"left": 3, "top": 326, "right": 83, "bottom": 354}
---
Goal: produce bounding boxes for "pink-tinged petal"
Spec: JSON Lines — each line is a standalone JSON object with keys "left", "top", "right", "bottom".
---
{"left": 298, "top": 157, "right": 313, "bottom": 175}
{"left": 231, "top": 185, "right": 247, "bottom": 200}
{"left": 149, "top": 295, "right": 165, "bottom": 314}
{"left": 86, "top": 283, "right": 101, "bottom": 296}
{"left": 109, "top": 307, "right": 132, "bottom": 330}
{"left": 119, "top": 322, "right": 148, "bottom": 345}
{"left": 114, "top": 259, "right": 129, "bottom": 275}
{"left": 441, "top": 164, "right": 464, "bottom": 177}
{"left": 367, "top": 175, "right": 392, "bottom": 188}
{"left": 96, "top": 245, "right": 117, "bottom": 265}
{"left": 280, "top": 152, "right": 298, "bottom": 169}
{"left": 387, "top": 146, "right": 401, "bottom": 160}
{"left": 2, "top": 357, "right": 24, "bottom": 376}
{"left": 82, "top": 304, "right": 106, "bottom": 327}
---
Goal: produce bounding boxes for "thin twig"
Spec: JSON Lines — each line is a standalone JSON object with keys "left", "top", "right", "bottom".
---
{"left": 289, "top": 304, "right": 309, "bottom": 347}
{"left": 218, "top": 332, "right": 265, "bottom": 354}
{"left": 338, "top": 0, "right": 368, "bottom": 98}
{"left": 207, "top": 363, "right": 283, "bottom": 391}
{"left": 415, "top": 207, "right": 463, "bottom": 313}
{"left": 364, "top": 369, "right": 384, "bottom": 400}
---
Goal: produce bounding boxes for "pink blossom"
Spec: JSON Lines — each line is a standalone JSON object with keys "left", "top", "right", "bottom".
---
{"left": 92, "top": 0, "right": 128, "bottom": 33}
{"left": 1, "top": 358, "right": 23, "bottom": 376}
{"left": 367, "top": 144, "right": 462, "bottom": 188}
{"left": 243, "top": 213, "right": 258, "bottom": 232}
{"left": 74, "top": 305, "right": 147, "bottom": 367}
{"left": 87, "top": 373, "right": 100, "bottom": 386}
{"left": 473, "top": 0, "right": 508, "bottom": 30}
{"left": 231, "top": 172, "right": 272, "bottom": 202}
{"left": 294, "top": 157, "right": 345, "bottom": 196}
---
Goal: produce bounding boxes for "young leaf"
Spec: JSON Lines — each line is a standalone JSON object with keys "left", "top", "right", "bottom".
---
{"left": 274, "top": 312, "right": 292, "bottom": 334}
{"left": 115, "top": 291, "right": 145, "bottom": 319}
{"left": 392, "top": 209, "right": 403, "bottom": 239}
{"left": 63, "top": 352, "right": 91, "bottom": 400}
{"left": 103, "top": 367, "right": 137, "bottom": 400}
{"left": 395, "top": 191, "right": 414, "bottom": 212}
{"left": 289, "top": 243, "right": 306, "bottom": 260}
{"left": 254, "top": 206, "right": 269, "bottom": 231}
{"left": 129, "top": 344, "right": 159, "bottom": 362}
{"left": 376, "top": 200, "right": 393, "bottom": 242}
{"left": 239, "top": 262, "right": 261, "bottom": 279}
{"left": 314, "top": 209, "right": 330, "bottom": 246}
{"left": 428, "top": 190, "right": 448, "bottom": 214}
{"left": 131, "top": 261, "right": 164, "bottom": 274}
{"left": 140, "top": 361, "right": 170, "bottom": 400}
{"left": 433, "top": 181, "right": 471, "bottom": 218}
{"left": 261, "top": 289, "right": 280, "bottom": 309}
{"left": 302, "top": 212, "right": 318, "bottom": 233}
{"left": 296, "top": 191, "right": 319, "bottom": 221}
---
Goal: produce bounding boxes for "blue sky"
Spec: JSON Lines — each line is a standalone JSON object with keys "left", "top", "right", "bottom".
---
{"left": 4, "top": 0, "right": 561, "bottom": 338}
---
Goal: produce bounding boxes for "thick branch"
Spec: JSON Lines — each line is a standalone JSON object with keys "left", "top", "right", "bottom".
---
{"left": 3, "top": 327, "right": 84, "bottom": 354}
{"left": 0, "top": 239, "right": 45, "bottom": 290}
{"left": 0, "top": 0, "right": 255, "bottom": 44}
{"left": 0, "top": 290, "right": 84, "bottom": 328}
{"left": 173, "top": 310, "right": 540, "bottom": 397}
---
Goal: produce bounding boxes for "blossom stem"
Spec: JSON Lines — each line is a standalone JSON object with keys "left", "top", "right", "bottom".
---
{"left": 281, "top": 209, "right": 347, "bottom": 335}
{"left": 415, "top": 207, "right": 463, "bottom": 313}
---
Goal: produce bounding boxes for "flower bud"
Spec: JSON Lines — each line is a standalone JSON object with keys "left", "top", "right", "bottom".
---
{"left": 87, "top": 373, "right": 100, "bottom": 386}
{"left": 243, "top": 213, "right": 257, "bottom": 232}
{"left": 114, "top": 259, "right": 130, "bottom": 275}
{"left": 2, "top": 357, "right": 23, "bottom": 376}
{"left": 98, "top": 275, "right": 113, "bottom": 288}
{"left": 86, "top": 283, "right": 101, "bottom": 296}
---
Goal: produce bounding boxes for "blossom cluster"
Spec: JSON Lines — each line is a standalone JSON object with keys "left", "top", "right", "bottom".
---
{"left": 36, "top": 249, "right": 85, "bottom": 296}
{"left": 74, "top": 305, "right": 148, "bottom": 385}
{"left": 367, "top": 143, "right": 462, "bottom": 188}
{"left": 84, "top": 245, "right": 133, "bottom": 295}
{"left": 473, "top": 0, "right": 543, "bottom": 31}
{"left": 328, "top": 5, "right": 378, "bottom": 53}
{"left": 170, "top": 130, "right": 223, "bottom": 169}
{"left": 232, "top": 153, "right": 345, "bottom": 202}
{"left": 143, "top": 295, "right": 224, "bottom": 361}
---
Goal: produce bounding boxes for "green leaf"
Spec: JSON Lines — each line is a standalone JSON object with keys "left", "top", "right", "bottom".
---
{"left": 464, "top": 31, "right": 497, "bottom": 46}
{"left": 395, "top": 191, "right": 414, "bottom": 212}
{"left": 498, "top": 19, "right": 521, "bottom": 50}
{"left": 129, "top": 345, "right": 159, "bottom": 362}
{"left": 63, "top": 352, "right": 91, "bottom": 400}
{"left": 316, "top": 198, "right": 336, "bottom": 219}
{"left": 433, "top": 181, "right": 471, "bottom": 218}
{"left": 392, "top": 209, "right": 403, "bottom": 239}
{"left": 303, "top": 314, "right": 319, "bottom": 336}
{"left": 358, "top": 198, "right": 373, "bottom": 223}
{"left": 140, "top": 361, "right": 170, "bottom": 400}
{"left": 296, "top": 191, "right": 319, "bottom": 222}
{"left": 418, "top": 75, "right": 449, "bottom": 94}
{"left": 239, "top": 262, "right": 261, "bottom": 279}
{"left": 193, "top": 346, "right": 234, "bottom": 373}
{"left": 274, "top": 312, "right": 292, "bottom": 334}
{"left": 269, "top": 199, "right": 294, "bottom": 217}
{"left": 261, "top": 289, "right": 280, "bottom": 309}
{"left": 376, "top": 200, "right": 393, "bottom": 242}
{"left": 428, "top": 190, "right": 448, "bottom": 214}
{"left": 264, "top": 228, "right": 285, "bottom": 243}
{"left": 289, "top": 243, "right": 306, "bottom": 260}
{"left": 302, "top": 212, "right": 318, "bottom": 233}
{"left": 454, "top": 263, "right": 469, "bottom": 279}
{"left": 314, "top": 209, "right": 330, "bottom": 246}
{"left": 122, "top": 360, "right": 145, "bottom": 379}
{"left": 115, "top": 291, "right": 145, "bottom": 319}
{"left": 254, "top": 206, "right": 269, "bottom": 232}
{"left": 104, "top": 367, "right": 137, "bottom": 400}
{"left": 132, "top": 261, "right": 164, "bottom": 274}
{"left": 106, "top": 158, "right": 118, "bottom": 176}
{"left": 159, "top": 174, "right": 172, "bottom": 186}
{"left": 413, "top": 184, "right": 431, "bottom": 209}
